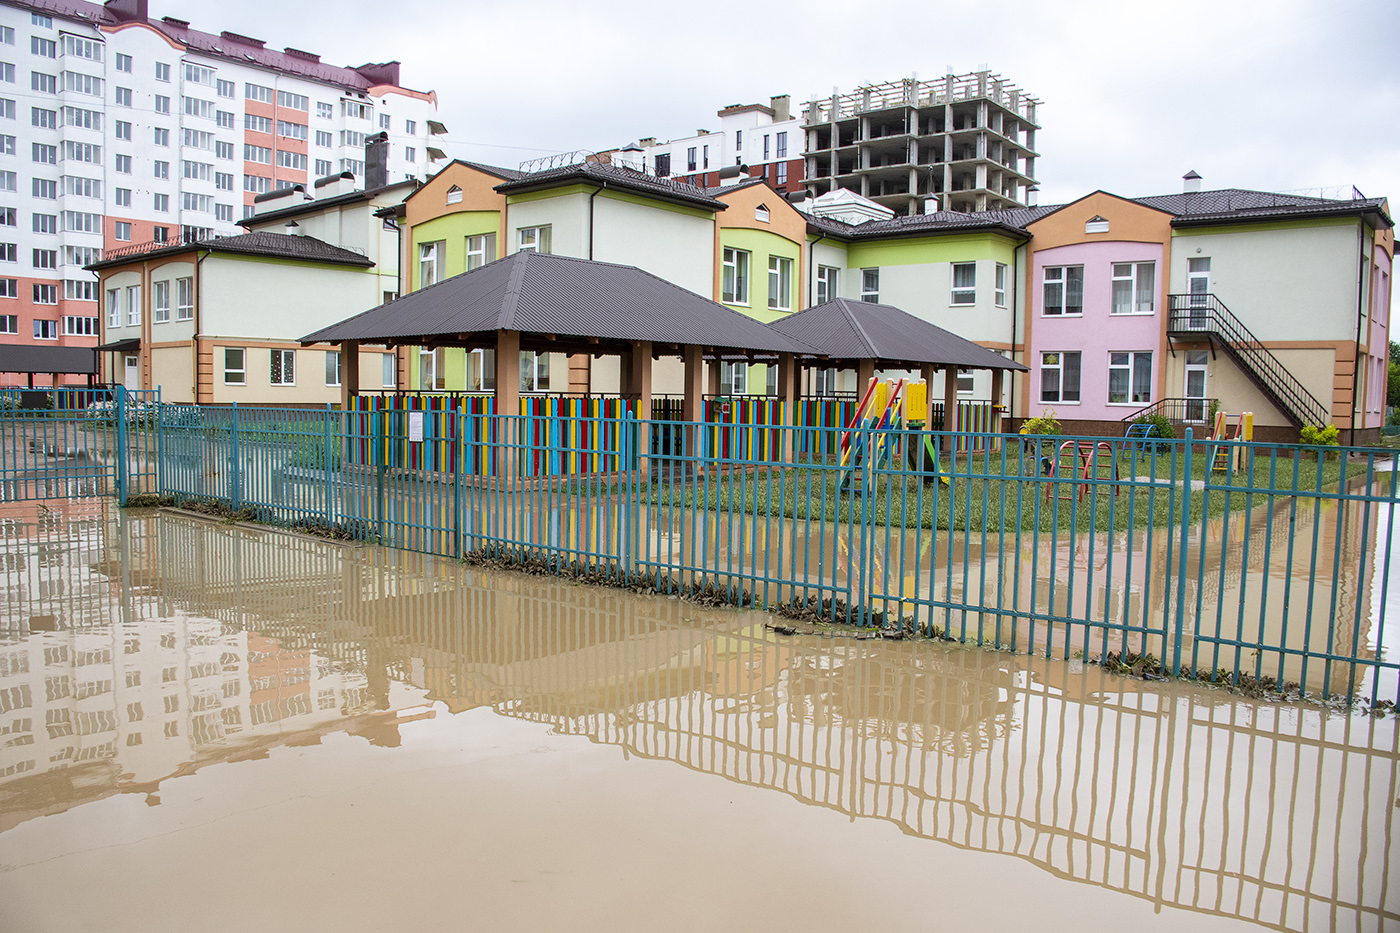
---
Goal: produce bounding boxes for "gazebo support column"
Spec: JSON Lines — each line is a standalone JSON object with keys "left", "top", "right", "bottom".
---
{"left": 857, "top": 357, "right": 876, "bottom": 392}
{"left": 707, "top": 357, "right": 721, "bottom": 397}
{"left": 621, "top": 341, "right": 652, "bottom": 474}
{"left": 495, "top": 330, "right": 520, "bottom": 479}
{"left": 339, "top": 340, "right": 359, "bottom": 411}
{"left": 990, "top": 369, "right": 1004, "bottom": 433}
{"left": 776, "top": 352, "right": 799, "bottom": 462}
{"left": 942, "top": 366, "right": 958, "bottom": 453}
{"left": 683, "top": 344, "right": 704, "bottom": 457}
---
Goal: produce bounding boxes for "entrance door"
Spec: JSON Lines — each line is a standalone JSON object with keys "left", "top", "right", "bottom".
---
{"left": 123, "top": 355, "right": 139, "bottom": 392}
{"left": 1187, "top": 257, "right": 1211, "bottom": 329}
{"left": 1184, "top": 350, "right": 1208, "bottom": 422}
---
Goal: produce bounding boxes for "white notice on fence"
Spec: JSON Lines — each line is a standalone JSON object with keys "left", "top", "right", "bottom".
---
{"left": 407, "top": 411, "right": 424, "bottom": 443}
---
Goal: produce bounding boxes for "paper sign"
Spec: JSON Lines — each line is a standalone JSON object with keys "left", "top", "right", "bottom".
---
{"left": 407, "top": 411, "right": 424, "bottom": 443}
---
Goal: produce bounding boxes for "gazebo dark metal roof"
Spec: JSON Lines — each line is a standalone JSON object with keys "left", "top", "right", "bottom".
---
{"left": 766, "top": 298, "right": 1027, "bottom": 372}
{"left": 0, "top": 344, "right": 98, "bottom": 375}
{"left": 300, "top": 251, "right": 816, "bottom": 357}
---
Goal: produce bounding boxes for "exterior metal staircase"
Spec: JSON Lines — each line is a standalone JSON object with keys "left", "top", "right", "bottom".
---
{"left": 1166, "top": 294, "right": 1330, "bottom": 429}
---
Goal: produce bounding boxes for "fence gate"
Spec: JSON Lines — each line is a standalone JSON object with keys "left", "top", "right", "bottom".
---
{"left": 0, "top": 387, "right": 158, "bottom": 504}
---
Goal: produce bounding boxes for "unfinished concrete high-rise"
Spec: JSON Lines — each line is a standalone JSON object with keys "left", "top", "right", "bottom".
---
{"left": 802, "top": 71, "right": 1039, "bottom": 215}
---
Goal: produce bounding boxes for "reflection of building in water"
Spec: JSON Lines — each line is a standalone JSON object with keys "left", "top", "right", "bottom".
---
{"left": 0, "top": 507, "right": 1394, "bottom": 932}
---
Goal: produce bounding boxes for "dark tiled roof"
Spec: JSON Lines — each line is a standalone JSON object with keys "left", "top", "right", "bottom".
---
{"left": 801, "top": 205, "right": 1055, "bottom": 240}
{"left": 1133, "top": 188, "right": 1392, "bottom": 227}
{"left": 767, "top": 298, "right": 1027, "bottom": 371}
{"left": 237, "top": 180, "right": 417, "bottom": 227}
{"left": 495, "top": 162, "right": 726, "bottom": 210}
{"left": 301, "top": 251, "right": 812, "bottom": 355}
{"left": 89, "top": 232, "right": 375, "bottom": 270}
{"left": 460, "top": 160, "right": 527, "bottom": 181}
{"left": 703, "top": 178, "right": 769, "bottom": 197}
{"left": 15, "top": 0, "right": 428, "bottom": 92}
{"left": 0, "top": 343, "right": 97, "bottom": 375}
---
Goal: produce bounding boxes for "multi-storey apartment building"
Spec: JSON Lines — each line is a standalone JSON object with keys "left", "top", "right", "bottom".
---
{"left": 0, "top": 0, "right": 445, "bottom": 386}
{"left": 631, "top": 71, "right": 1038, "bottom": 218}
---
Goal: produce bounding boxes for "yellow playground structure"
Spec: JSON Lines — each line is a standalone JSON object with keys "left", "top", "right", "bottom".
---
{"left": 838, "top": 377, "right": 950, "bottom": 491}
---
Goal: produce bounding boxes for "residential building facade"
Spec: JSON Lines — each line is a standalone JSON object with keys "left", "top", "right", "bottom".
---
{"left": 0, "top": 0, "right": 444, "bottom": 385}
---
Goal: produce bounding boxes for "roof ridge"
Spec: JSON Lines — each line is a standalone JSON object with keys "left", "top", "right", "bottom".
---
{"left": 499, "top": 251, "right": 531, "bottom": 330}
{"left": 837, "top": 298, "right": 880, "bottom": 358}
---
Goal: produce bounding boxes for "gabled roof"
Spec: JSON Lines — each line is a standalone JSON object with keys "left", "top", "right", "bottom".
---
{"left": 236, "top": 180, "right": 417, "bottom": 227}
{"left": 88, "top": 231, "right": 375, "bottom": 271}
{"left": 802, "top": 205, "right": 1052, "bottom": 241}
{"left": 494, "top": 162, "right": 727, "bottom": 211}
{"left": 766, "top": 298, "right": 1027, "bottom": 371}
{"left": 405, "top": 160, "right": 526, "bottom": 207}
{"left": 1134, "top": 188, "right": 1392, "bottom": 228}
{"left": 300, "top": 251, "right": 812, "bottom": 355}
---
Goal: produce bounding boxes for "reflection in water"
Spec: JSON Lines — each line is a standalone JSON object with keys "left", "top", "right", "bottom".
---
{"left": 0, "top": 503, "right": 1395, "bottom": 931}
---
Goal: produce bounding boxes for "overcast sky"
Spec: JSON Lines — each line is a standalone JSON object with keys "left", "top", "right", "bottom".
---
{"left": 168, "top": 0, "right": 1398, "bottom": 207}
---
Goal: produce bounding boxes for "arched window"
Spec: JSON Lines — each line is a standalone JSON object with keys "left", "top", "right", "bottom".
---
{"left": 446, "top": 185, "right": 463, "bottom": 205}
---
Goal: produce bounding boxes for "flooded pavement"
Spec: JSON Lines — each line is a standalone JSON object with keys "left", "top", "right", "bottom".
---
{"left": 0, "top": 502, "right": 1395, "bottom": 931}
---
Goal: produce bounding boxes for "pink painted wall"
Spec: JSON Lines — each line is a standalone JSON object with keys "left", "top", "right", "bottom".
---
{"left": 1364, "top": 247, "right": 1391, "bottom": 428}
{"left": 1029, "top": 241, "right": 1165, "bottom": 422}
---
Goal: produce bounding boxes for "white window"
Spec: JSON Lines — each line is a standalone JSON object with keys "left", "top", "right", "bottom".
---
{"left": 315, "top": 130, "right": 333, "bottom": 148}
{"left": 114, "top": 120, "right": 130, "bottom": 141}
{"left": 405, "top": 146, "right": 415, "bottom": 162}
{"left": 32, "top": 142, "right": 55, "bottom": 162}
{"left": 418, "top": 348, "right": 441, "bottom": 390}
{"left": 114, "top": 221, "right": 130, "bottom": 241}
{"left": 951, "top": 262, "right": 976, "bottom": 305}
{"left": 811, "top": 367, "right": 839, "bottom": 396}
{"left": 776, "top": 162, "right": 787, "bottom": 186}
{"left": 270, "top": 349, "right": 295, "bottom": 385}
{"left": 1110, "top": 262, "right": 1155, "bottom": 315}
{"left": 245, "top": 83, "right": 272, "bottom": 103}
{"left": 33, "top": 318, "right": 56, "bottom": 339}
{"left": 223, "top": 348, "right": 245, "bottom": 384}
{"left": 445, "top": 184, "right": 463, "bottom": 205}
{"left": 1108, "top": 352, "right": 1152, "bottom": 404}
{"left": 32, "top": 284, "right": 55, "bottom": 304}
{"left": 519, "top": 352, "right": 550, "bottom": 392}
{"left": 155, "top": 62, "right": 170, "bottom": 82}
{"left": 325, "top": 350, "right": 341, "bottom": 387}
{"left": 317, "top": 101, "right": 333, "bottom": 119}
{"left": 994, "top": 263, "right": 1007, "bottom": 307}
{"left": 63, "top": 280, "right": 97, "bottom": 302}
{"left": 244, "top": 144, "right": 271, "bottom": 164}
{"left": 767, "top": 256, "right": 792, "bottom": 311}
{"left": 382, "top": 353, "right": 395, "bottom": 388}
{"left": 276, "top": 150, "right": 307, "bottom": 171}
{"left": 419, "top": 241, "right": 442, "bottom": 287}
{"left": 276, "top": 91, "right": 308, "bottom": 111}
{"left": 114, "top": 86, "right": 130, "bottom": 107}
{"left": 176, "top": 277, "right": 193, "bottom": 320}
{"left": 776, "top": 132, "right": 788, "bottom": 159}
{"left": 755, "top": 204, "right": 770, "bottom": 222}
{"left": 720, "top": 361, "right": 747, "bottom": 395}
{"left": 517, "top": 225, "right": 551, "bottom": 254}
{"left": 686, "top": 147, "right": 697, "bottom": 172}
{"left": 816, "top": 265, "right": 839, "bottom": 304}
{"left": 153, "top": 192, "right": 168, "bottom": 212}
{"left": 107, "top": 288, "right": 120, "bottom": 327}
{"left": 722, "top": 248, "right": 750, "bottom": 305}
{"left": 277, "top": 120, "right": 307, "bottom": 140}
{"left": 125, "top": 285, "right": 140, "bottom": 325}
{"left": 215, "top": 140, "right": 233, "bottom": 160}
{"left": 1040, "top": 351, "right": 1080, "bottom": 404}
{"left": 860, "top": 268, "right": 879, "bottom": 303}
{"left": 406, "top": 120, "right": 417, "bottom": 135}
{"left": 62, "top": 315, "right": 96, "bottom": 335}
{"left": 116, "top": 53, "right": 131, "bottom": 73}
{"left": 314, "top": 159, "right": 331, "bottom": 176}
{"left": 216, "top": 78, "right": 234, "bottom": 98}
{"left": 153, "top": 95, "right": 168, "bottom": 114}
{"left": 1043, "top": 266, "right": 1083, "bottom": 316}
{"left": 153, "top": 280, "right": 169, "bottom": 323}
{"left": 466, "top": 233, "right": 496, "bottom": 270}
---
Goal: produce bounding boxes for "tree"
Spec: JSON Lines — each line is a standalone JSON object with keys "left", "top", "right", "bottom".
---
{"left": 1391, "top": 340, "right": 1400, "bottom": 364}
{"left": 1390, "top": 358, "right": 1400, "bottom": 410}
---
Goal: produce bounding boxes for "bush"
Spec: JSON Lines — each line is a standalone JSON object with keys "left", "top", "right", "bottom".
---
{"left": 1300, "top": 423, "right": 1340, "bottom": 448}
{"left": 1020, "top": 409, "right": 1061, "bottom": 436}
{"left": 1132, "top": 412, "right": 1176, "bottom": 440}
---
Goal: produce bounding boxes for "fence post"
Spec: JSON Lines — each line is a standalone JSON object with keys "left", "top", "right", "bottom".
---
{"left": 114, "top": 385, "right": 128, "bottom": 506}
{"left": 229, "top": 402, "right": 240, "bottom": 511}
{"left": 323, "top": 404, "right": 335, "bottom": 530}
{"left": 622, "top": 411, "right": 634, "bottom": 582}
{"left": 1172, "top": 427, "right": 1193, "bottom": 676}
{"left": 374, "top": 408, "right": 385, "bottom": 543}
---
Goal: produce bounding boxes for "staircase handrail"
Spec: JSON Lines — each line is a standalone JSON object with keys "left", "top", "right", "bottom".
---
{"left": 1167, "top": 294, "right": 1330, "bottom": 428}
{"left": 1119, "top": 397, "right": 1219, "bottom": 423}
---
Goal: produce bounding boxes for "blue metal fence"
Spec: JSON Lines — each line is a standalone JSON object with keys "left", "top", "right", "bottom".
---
{"left": 22, "top": 398, "right": 1393, "bottom": 705}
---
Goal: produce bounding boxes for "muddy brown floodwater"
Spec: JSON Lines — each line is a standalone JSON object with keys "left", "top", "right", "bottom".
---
{"left": 0, "top": 501, "right": 1395, "bottom": 932}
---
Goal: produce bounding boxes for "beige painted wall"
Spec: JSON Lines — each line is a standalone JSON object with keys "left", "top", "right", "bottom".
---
{"left": 200, "top": 257, "right": 379, "bottom": 342}
{"left": 1162, "top": 343, "right": 1336, "bottom": 428}
{"left": 151, "top": 346, "right": 194, "bottom": 403}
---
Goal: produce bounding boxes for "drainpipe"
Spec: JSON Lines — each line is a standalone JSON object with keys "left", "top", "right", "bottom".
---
{"left": 1351, "top": 223, "right": 1367, "bottom": 444}
{"left": 808, "top": 232, "right": 826, "bottom": 307}
{"left": 588, "top": 182, "right": 608, "bottom": 260}
{"left": 193, "top": 249, "right": 209, "bottom": 402}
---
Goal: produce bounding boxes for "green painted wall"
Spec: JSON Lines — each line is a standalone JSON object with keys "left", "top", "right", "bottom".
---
{"left": 410, "top": 211, "right": 502, "bottom": 289}
{"left": 846, "top": 233, "right": 1019, "bottom": 269}
{"left": 719, "top": 227, "right": 803, "bottom": 325}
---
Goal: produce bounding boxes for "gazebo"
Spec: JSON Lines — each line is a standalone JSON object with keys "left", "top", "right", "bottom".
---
{"left": 0, "top": 344, "right": 99, "bottom": 391}
{"left": 300, "top": 251, "right": 819, "bottom": 455}
{"left": 767, "top": 298, "right": 1027, "bottom": 437}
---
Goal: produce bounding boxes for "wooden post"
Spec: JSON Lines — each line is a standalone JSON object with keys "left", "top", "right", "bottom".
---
{"left": 624, "top": 341, "right": 653, "bottom": 474}
{"left": 683, "top": 343, "right": 704, "bottom": 456}
{"left": 777, "top": 351, "right": 799, "bottom": 462}
{"left": 990, "top": 368, "right": 1004, "bottom": 432}
{"left": 857, "top": 357, "right": 876, "bottom": 389}
{"left": 495, "top": 330, "right": 520, "bottom": 479}
{"left": 339, "top": 340, "right": 359, "bottom": 410}
{"left": 707, "top": 354, "right": 721, "bottom": 397}
{"left": 942, "top": 366, "right": 958, "bottom": 453}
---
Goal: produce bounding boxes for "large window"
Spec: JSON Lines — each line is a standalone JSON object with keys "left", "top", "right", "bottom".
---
{"left": 270, "top": 349, "right": 295, "bottom": 386}
{"left": 1040, "top": 351, "right": 1080, "bottom": 404}
{"left": 466, "top": 233, "right": 496, "bottom": 270}
{"left": 519, "top": 352, "right": 550, "bottom": 392}
{"left": 1111, "top": 262, "right": 1155, "bottom": 315}
{"left": 860, "top": 268, "right": 879, "bottom": 303}
{"left": 176, "top": 277, "right": 193, "bottom": 320}
{"left": 994, "top": 263, "right": 1007, "bottom": 307}
{"left": 125, "top": 285, "right": 140, "bottom": 325}
{"left": 1043, "top": 266, "right": 1083, "bottom": 316}
{"left": 106, "top": 288, "right": 119, "bottom": 327}
{"left": 767, "top": 256, "right": 792, "bottom": 311}
{"left": 517, "top": 225, "right": 550, "bottom": 253}
{"left": 951, "top": 262, "right": 977, "bottom": 305}
{"left": 1107, "top": 351, "right": 1152, "bottom": 404}
{"left": 324, "top": 350, "right": 340, "bottom": 387}
{"left": 419, "top": 348, "right": 445, "bottom": 391}
{"left": 152, "top": 281, "right": 169, "bottom": 323}
{"left": 418, "top": 241, "right": 442, "bottom": 288}
{"left": 223, "top": 348, "right": 245, "bottom": 384}
{"left": 382, "top": 353, "right": 396, "bottom": 388}
{"left": 816, "top": 265, "right": 839, "bottom": 304}
{"left": 722, "top": 248, "right": 750, "bottom": 305}
{"left": 720, "top": 361, "right": 747, "bottom": 395}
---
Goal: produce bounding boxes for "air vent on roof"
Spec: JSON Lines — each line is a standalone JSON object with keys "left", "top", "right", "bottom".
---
{"left": 284, "top": 47, "right": 320, "bottom": 63}
{"left": 161, "top": 16, "right": 189, "bottom": 27}
{"left": 221, "top": 30, "right": 265, "bottom": 48}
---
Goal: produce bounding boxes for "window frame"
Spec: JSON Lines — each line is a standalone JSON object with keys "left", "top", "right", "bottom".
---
{"left": 816, "top": 265, "right": 839, "bottom": 304}
{"left": 222, "top": 347, "right": 245, "bottom": 385}
{"left": 951, "top": 261, "right": 977, "bottom": 305}
{"left": 1042, "top": 265, "right": 1084, "bottom": 317}
{"left": 1110, "top": 261, "right": 1156, "bottom": 315}
{"left": 176, "top": 277, "right": 193, "bottom": 321}
{"left": 516, "top": 225, "right": 551, "bottom": 254}
{"left": 418, "top": 240, "right": 443, "bottom": 288}
{"left": 994, "top": 262, "right": 1007, "bottom": 308}
{"left": 767, "top": 255, "right": 792, "bottom": 311}
{"left": 1039, "top": 350, "right": 1081, "bottom": 405}
{"left": 466, "top": 233, "right": 496, "bottom": 271}
{"left": 860, "top": 268, "right": 879, "bottom": 303}
{"left": 270, "top": 348, "right": 296, "bottom": 386}
{"left": 1107, "top": 351, "right": 1153, "bottom": 405}
{"left": 722, "top": 247, "right": 751, "bottom": 305}
{"left": 325, "top": 350, "right": 341, "bottom": 387}
{"left": 152, "top": 280, "right": 169, "bottom": 323}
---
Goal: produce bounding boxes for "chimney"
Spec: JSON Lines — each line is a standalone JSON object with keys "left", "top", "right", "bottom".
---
{"left": 284, "top": 220, "right": 301, "bottom": 237}
{"left": 769, "top": 95, "right": 791, "bottom": 121}
{"left": 1027, "top": 185, "right": 1039, "bottom": 207}
{"left": 1183, "top": 170, "right": 1202, "bottom": 194}
{"left": 315, "top": 170, "right": 357, "bottom": 198}
{"left": 365, "top": 132, "right": 389, "bottom": 190}
{"left": 353, "top": 61, "right": 401, "bottom": 87}
{"left": 104, "top": 0, "right": 148, "bottom": 23}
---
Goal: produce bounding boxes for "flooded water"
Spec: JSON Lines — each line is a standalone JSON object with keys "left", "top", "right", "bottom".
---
{"left": 0, "top": 501, "right": 1395, "bottom": 931}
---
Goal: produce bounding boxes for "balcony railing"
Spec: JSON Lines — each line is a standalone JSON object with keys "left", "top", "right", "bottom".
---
{"left": 1167, "top": 294, "right": 1330, "bottom": 429}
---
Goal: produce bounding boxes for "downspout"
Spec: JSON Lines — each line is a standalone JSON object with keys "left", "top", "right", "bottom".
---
{"left": 588, "top": 182, "right": 608, "bottom": 260}
{"left": 193, "top": 249, "right": 209, "bottom": 402}
{"left": 1351, "top": 223, "right": 1367, "bottom": 443}
{"left": 808, "top": 232, "right": 826, "bottom": 307}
